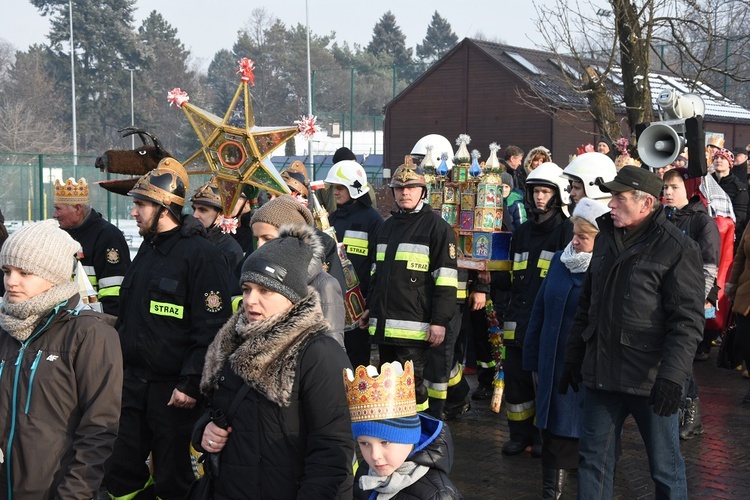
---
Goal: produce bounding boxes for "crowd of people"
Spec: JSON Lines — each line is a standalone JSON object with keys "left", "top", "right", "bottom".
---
{"left": 0, "top": 133, "right": 749, "bottom": 499}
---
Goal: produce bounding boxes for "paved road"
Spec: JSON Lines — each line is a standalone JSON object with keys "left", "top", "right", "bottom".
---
{"left": 449, "top": 351, "right": 750, "bottom": 499}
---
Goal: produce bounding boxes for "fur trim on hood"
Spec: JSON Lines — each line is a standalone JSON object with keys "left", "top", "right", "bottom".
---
{"left": 523, "top": 146, "right": 552, "bottom": 174}
{"left": 278, "top": 223, "right": 325, "bottom": 281}
{"left": 200, "top": 287, "right": 328, "bottom": 407}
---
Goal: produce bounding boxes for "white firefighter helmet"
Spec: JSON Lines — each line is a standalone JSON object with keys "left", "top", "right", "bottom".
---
{"left": 562, "top": 152, "right": 617, "bottom": 200}
{"left": 324, "top": 160, "right": 370, "bottom": 199}
{"left": 526, "top": 162, "right": 570, "bottom": 208}
{"left": 411, "top": 134, "right": 455, "bottom": 168}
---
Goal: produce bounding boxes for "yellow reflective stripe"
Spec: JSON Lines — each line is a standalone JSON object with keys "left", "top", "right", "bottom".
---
{"left": 343, "top": 231, "right": 369, "bottom": 256}
{"left": 376, "top": 244, "right": 387, "bottom": 261}
{"left": 427, "top": 386, "right": 448, "bottom": 399}
{"left": 231, "top": 296, "right": 243, "bottom": 313}
{"left": 457, "top": 289, "right": 468, "bottom": 299}
{"left": 504, "top": 321, "right": 516, "bottom": 340}
{"left": 97, "top": 286, "right": 120, "bottom": 299}
{"left": 448, "top": 363, "right": 463, "bottom": 387}
{"left": 477, "top": 360, "right": 497, "bottom": 368}
{"left": 434, "top": 267, "right": 458, "bottom": 288}
{"left": 416, "top": 399, "right": 429, "bottom": 412}
{"left": 109, "top": 476, "right": 155, "bottom": 500}
{"left": 88, "top": 276, "right": 98, "bottom": 288}
{"left": 512, "top": 251, "right": 528, "bottom": 271}
{"left": 149, "top": 300, "right": 184, "bottom": 319}
{"left": 506, "top": 400, "right": 536, "bottom": 421}
{"left": 395, "top": 243, "right": 430, "bottom": 271}
{"left": 382, "top": 319, "right": 429, "bottom": 340}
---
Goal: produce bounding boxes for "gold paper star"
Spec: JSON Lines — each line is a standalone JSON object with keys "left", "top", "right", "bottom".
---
{"left": 175, "top": 62, "right": 297, "bottom": 216}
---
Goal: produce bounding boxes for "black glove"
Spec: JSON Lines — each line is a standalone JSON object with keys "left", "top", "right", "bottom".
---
{"left": 648, "top": 378, "right": 682, "bottom": 416}
{"left": 558, "top": 362, "right": 582, "bottom": 394}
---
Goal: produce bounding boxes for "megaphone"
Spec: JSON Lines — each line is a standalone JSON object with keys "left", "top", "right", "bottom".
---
{"left": 637, "top": 120, "right": 686, "bottom": 168}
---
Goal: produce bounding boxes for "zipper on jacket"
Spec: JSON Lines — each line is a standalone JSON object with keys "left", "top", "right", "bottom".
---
{"left": 5, "top": 304, "right": 61, "bottom": 500}
{"left": 24, "top": 350, "right": 43, "bottom": 414}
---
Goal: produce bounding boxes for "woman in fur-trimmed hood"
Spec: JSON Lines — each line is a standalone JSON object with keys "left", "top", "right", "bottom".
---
{"left": 192, "top": 225, "right": 354, "bottom": 499}
{"left": 523, "top": 146, "right": 552, "bottom": 174}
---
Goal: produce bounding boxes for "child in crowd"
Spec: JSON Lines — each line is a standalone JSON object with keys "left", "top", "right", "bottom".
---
{"left": 344, "top": 361, "right": 463, "bottom": 500}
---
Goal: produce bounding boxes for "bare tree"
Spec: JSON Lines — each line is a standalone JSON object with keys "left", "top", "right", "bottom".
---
{"left": 532, "top": 0, "right": 750, "bottom": 143}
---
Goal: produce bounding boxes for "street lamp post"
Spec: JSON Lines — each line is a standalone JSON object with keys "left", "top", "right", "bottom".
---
{"left": 305, "top": 0, "right": 314, "bottom": 179}
{"left": 69, "top": 0, "right": 78, "bottom": 165}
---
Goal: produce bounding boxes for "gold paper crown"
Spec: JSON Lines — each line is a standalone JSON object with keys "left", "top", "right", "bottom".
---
{"left": 343, "top": 361, "right": 417, "bottom": 423}
{"left": 54, "top": 178, "right": 89, "bottom": 205}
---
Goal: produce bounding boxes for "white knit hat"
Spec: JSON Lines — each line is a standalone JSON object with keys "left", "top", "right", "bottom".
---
{"left": 571, "top": 198, "right": 610, "bottom": 229}
{"left": 0, "top": 219, "right": 80, "bottom": 285}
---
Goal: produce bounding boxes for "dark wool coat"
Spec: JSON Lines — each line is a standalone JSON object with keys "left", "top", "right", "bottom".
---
{"left": 354, "top": 415, "right": 462, "bottom": 500}
{"left": 565, "top": 207, "right": 705, "bottom": 395}
{"left": 522, "top": 252, "right": 584, "bottom": 438}
{"left": 195, "top": 290, "right": 354, "bottom": 499}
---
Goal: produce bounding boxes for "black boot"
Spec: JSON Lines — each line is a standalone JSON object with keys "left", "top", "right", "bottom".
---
{"left": 542, "top": 468, "right": 568, "bottom": 500}
{"left": 679, "top": 397, "right": 703, "bottom": 439}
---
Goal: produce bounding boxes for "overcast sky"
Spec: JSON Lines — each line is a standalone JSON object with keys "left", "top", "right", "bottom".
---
{"left": 3, "top": 0, "right": 552, "bottom": 71}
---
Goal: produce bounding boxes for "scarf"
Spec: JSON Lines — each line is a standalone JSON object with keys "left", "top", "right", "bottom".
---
{"left": 559, "top": 241, "right": 592, "bottom": 274}
{"left": 359, "top": 461, "right": 430, "bottom": 499}
{"left": 200, "top": 289, "right": 328, "bottom": 407}
{"left": 0, "top": 282, "right": 78, "bottom": 341}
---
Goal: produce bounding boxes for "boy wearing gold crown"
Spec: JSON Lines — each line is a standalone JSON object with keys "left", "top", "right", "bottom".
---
{"left": 344, "top": 361, "right": 462, "bottom": 499}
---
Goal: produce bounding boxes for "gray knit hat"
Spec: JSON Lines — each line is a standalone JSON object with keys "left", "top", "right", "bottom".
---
{"left": 500, "top": 172, "right": 514, "bottom": 189}
{"left": 1, "top": 219, "right": 80, "bottom": 285}
{"left": 240, "top": 228, "right": 315, "bottom": 303}
{"left": 250, "top": 194, "right": 314, "bottom": 228}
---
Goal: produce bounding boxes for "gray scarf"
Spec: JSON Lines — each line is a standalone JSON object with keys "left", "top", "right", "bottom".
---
{"left": 559, "top": 241, "right": 592, "bottom": 274}
{"left": 359, "top": 460, "right": 430, "bottom": 499}
{"left": 0, "top": 282, "right": 79, "bottom": 341}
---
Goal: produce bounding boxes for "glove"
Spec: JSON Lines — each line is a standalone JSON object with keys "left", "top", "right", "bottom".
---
{"left": 558, "top": 362, "right": 582, "bottom": 394}
{"left": 648, "top": 378, "right": 682, "bottom": 416}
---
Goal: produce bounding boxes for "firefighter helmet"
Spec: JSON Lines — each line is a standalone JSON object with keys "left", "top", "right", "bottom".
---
{"left": 389, "top": 156, "right": 426, "bottom": 188}
{"left": 525, "top": 162, "right": 570, "bottom": 211}
{"left": 561, "top": 152, "right": 617, "bottom": 200}
{"left": 128, "top": 157, "right": 188, "bottom": 220}
{"left": 410, "top": 134, "right": 455, "bottom": 168}
{"left": 324, "top": 160, "right": 370, "bottom": 199}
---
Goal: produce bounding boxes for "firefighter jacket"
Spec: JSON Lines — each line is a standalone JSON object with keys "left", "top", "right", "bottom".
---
{"left": 500, "top": 210, "right": 573, "bottom": 347}
{"left": 65, "top": 209, "right": 131, "bottom": 316}
{"left": 329, "top": 199, "right": 384, "bottom": 301}
{"left": 368, "top": 203, "right": 458, "bottom": 346}
{"left": 117, "top": 216, "right": 232, "bottom": 400}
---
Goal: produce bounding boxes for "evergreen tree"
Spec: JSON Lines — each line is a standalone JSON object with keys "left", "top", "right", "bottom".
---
{"left": 366, "top": 11, "right": 413, "bottom": 69}
{"left": 31, "top": 0, "right": 144, "bottom": 153}
{"left": 136, "top": 11, "right": 199, "bottom": 159}
{"left": 416, "top": 11, "right": 458, "bottom": 63}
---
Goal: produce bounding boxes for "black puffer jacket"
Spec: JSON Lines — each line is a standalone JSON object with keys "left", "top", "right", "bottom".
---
{"left": 565, "top": 206, "right": 705, "bottom": 395}
{"left": 354, "top": 415, "right": 462, "bottom": 500}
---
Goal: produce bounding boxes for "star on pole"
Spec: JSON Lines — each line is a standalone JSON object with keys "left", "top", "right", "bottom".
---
{"left": 169, "top": 58, "right": 299, "bottom": 216}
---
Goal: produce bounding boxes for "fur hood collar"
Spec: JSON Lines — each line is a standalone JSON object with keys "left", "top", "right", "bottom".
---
{"left": 200, "top": 287, "right": 328, "bottom": 407}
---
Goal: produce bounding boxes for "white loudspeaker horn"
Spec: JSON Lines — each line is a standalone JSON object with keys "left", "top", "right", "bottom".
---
{"left": 637, "top": 122, "right": 686, "bottom": 168}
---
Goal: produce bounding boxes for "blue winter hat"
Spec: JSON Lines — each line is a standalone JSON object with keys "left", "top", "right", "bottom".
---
{"left": 352, "top": 416, "right": 421, "bottom": 445}
{"left": 344, "top": 361, "right": 421, "bottom": 445}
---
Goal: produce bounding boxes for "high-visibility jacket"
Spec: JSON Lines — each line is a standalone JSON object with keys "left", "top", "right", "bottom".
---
{"left": 500, "top": 211, "right": 572, "bottom": 347}
{"left": 65, "top": 209, "right": 131, "bottom": 316}
{"left": 368, "top": 204, "right": 458, "bottom": 346}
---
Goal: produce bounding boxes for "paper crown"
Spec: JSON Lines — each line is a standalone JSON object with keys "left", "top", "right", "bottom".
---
{"left": 54, "top": 178, "right": 89, "bottom": 205}
{"left": 343, "top": 361, "right": 417, "bottom": 423}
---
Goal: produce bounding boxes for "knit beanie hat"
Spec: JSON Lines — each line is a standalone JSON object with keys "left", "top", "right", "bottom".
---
{"left": 239, "top": 229, "right": 313, "bottom": 303}
{"left": 250, "top": 194, "right": 314, "bottom": 229}
{"left": 713, "top": 148, "right": 734, "bottom": 165}
{"left": 332, "top": 147, "right": 357, "bottom": 164}
{"left": 0, "top": 219, "right": 79, "bottom": 285}
{"left": 344, "top": 361, "right": 422, "bottom": 445}
{"left": 571, "top": 198, "right": 609, "bottom": 230}
{"left": 500, "top": 172, "right": 514, "bottom": 189}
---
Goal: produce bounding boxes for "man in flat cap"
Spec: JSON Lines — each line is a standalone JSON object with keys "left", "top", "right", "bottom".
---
{"left": 560, "top": 166, "right": 704, "bottom": 498}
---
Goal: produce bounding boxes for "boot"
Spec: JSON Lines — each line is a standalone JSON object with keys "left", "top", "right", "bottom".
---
{"left": 542, "top": 468, "right": 568, "bottom": 500}
{"left": 679, "top": 397, "right": 703, "bottom": 439}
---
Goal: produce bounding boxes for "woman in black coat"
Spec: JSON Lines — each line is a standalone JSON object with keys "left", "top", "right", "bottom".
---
{"left": 194, "top": 226, "right": 354, "bottom": 499}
